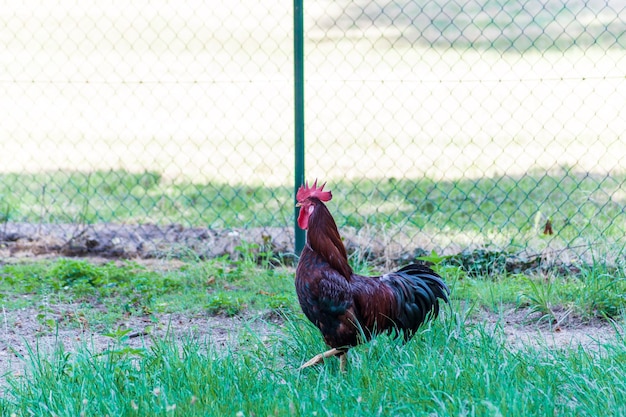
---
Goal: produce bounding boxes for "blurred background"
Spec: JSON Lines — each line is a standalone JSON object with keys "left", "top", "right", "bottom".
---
{"left": 1, "top": 0, "right": 625, "bottom": 267}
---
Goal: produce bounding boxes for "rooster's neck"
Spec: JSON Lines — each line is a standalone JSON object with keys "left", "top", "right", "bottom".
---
{"left": 306, "top": 201, "right": 353, "bottom": 280}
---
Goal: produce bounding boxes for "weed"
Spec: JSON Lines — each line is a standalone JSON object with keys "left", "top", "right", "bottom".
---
{"left": 234, "top": 240, "right": 276, "bottom": 268}
{"left": 575, "top": 266, "right": 626, "bottom": 318}
{"left": 206, "top": 292, "right": 242, "bottom": 317}
{"left": 266, "top": 293, "right": 292, "bottom": 310}
{"left": 442, "top": 249, "right": 510, "bottom": 277}
{"left": 518, "top": 276, "right": 558, "bottom": 323}
{"left": 48, "top": 258, "right": 105, "bottom": 293}
{"left": 102, "top": 327, "right": 148, "bottom": 360}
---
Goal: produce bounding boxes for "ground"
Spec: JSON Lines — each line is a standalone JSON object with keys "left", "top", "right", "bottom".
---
{"left": 1, "top": 300, "right": 618, "bottom": 389}
{"left": 0, "top": 307, "right": 283, "bottom": 391}
{"left": 0, "top": 223, "right": 622, "bottom": 391}
{"left": 0, "top": 222, "right": 294, "bottom": 260}
{"left": 478, "top": 307, "right": 618, "bottom": 351}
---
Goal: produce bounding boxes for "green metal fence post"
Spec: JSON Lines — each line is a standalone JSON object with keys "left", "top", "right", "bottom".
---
{"left": 294, "top": 0, "right": 305, "bottom": 255}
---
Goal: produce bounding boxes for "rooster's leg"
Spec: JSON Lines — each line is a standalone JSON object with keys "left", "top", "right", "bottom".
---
{"left": 338, "top": 351, "right": 347, "bottom": 372}
{"left": 299, "top": 348, "right": 344, "bottom": 370}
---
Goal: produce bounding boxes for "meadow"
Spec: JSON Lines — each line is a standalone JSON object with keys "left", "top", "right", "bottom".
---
{"left": 0, "top": 252, "right": 625, "bottom": 416}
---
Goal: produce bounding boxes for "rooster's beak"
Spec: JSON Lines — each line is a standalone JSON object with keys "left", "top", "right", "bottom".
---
{"left": 295, "top": 202, "right": 302, "bottom": 207}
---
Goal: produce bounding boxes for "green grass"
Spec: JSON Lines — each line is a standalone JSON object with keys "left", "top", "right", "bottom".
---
{"left": 2, "top": 311, "right": 626, "bottom": 416}
{"left": 333, "top": 171, "right": 626, "bottom": 242}
{"left": 0, "top": 171, "right": 292, "bottom": 228}
{"left": 1, "top": 254, "right": 626, "bottom": 415}
{"left": 2, "top": 252, "right": 624, "bottom": 328}
{"left": 448, "top": 258, "right": 626, "bottom": 321}
{"left": 2, "top": 169, "right": 625, "bottom": 256}
{"left": 0, "top": 257, "right": 299, "bottom": 331}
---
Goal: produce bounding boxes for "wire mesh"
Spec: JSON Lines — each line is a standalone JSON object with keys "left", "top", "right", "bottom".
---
{"left": 1, "top": 0, "right": 625, "bottom": 263}
{"left": 305, "top": 0, "right": 626, "bottom": 263}
{"left": 0, "top": 0, "right": 294, "bottom": 240}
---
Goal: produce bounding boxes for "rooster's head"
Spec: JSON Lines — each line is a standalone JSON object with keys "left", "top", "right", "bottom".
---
{"left": 296, "top": 179, "right": 332, "bottom": 230}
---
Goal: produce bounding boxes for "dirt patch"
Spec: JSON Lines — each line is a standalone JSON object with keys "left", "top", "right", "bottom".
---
{"left": 0, "top": 308, "right": 284, "bottom": 393}
{"left": 476, "top": 306, "right": 622, "bottom": 351}
{"left": 0, "top": 222, "right": 295, "bottom": 261}
{"left": 0, "top": 222, "right": 437, "bottom": 263}
{"left": 0, "top": 222, "right": 586, "bottom": 274}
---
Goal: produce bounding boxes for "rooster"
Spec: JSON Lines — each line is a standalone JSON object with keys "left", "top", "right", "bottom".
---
{"left": 295, "top": 180, "right": 449, "bottom": 371}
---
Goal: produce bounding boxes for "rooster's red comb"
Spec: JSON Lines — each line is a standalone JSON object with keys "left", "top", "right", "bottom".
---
{"left": 296, "top": 179, "right": 332, "bottom": 203}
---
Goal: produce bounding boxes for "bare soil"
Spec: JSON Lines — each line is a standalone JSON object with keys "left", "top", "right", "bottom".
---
{"left": 0, "top": 221, "right": 583, "bottom": 273}
{"left": 0, "top": 222, "right": 295, "bottom": 261}
{"left": 476, "top": 306, "right": 621, "bottom": 351}
{"left": 0, "top": 308, "right": 284, "bottom": 393}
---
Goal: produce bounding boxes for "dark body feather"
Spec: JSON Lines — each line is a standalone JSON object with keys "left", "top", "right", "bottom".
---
{"left": 295, "top": 197, "right": 449, "bottom": 350}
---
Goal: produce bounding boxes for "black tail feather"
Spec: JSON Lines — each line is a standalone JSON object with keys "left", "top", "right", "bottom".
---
{"left": 388, "top": 263, "right": 450, "bottom": 339}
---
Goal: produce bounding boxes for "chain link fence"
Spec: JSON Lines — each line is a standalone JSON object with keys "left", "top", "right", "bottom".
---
{"left": 1, "top": 1, "right": 625, "bottom": 266}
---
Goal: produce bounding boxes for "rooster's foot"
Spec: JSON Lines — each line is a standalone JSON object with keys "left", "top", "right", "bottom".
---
{"left": 300, "top": 348, "right": 347, "bottom": 371}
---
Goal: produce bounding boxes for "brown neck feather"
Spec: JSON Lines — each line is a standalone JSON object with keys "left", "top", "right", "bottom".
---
{"left": 306, "top": 199, "right": 353, "bottom": 280}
